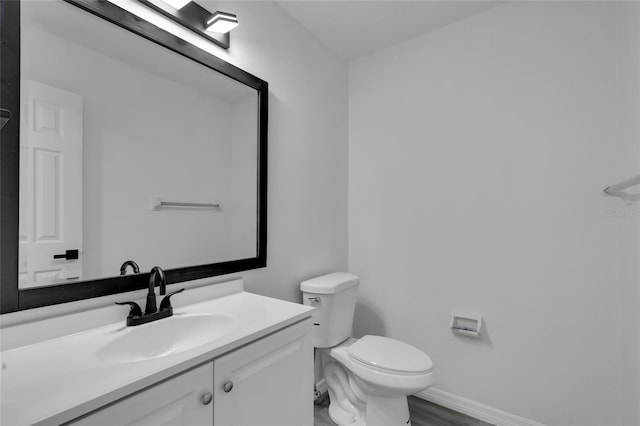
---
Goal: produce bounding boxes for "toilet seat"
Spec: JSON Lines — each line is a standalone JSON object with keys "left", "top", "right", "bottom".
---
{"left": 347, "top": 335, "right": 433, "bottom": 374}
{"left": 325, "top": 338, "right": 435, "bottom": 397}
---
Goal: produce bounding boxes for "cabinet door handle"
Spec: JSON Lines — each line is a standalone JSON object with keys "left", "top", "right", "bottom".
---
{"left": 201, "top": 392, "right": 213, "bottom": 405}
{"left": 223, "top": 381, "right": 234, "bottom": 393}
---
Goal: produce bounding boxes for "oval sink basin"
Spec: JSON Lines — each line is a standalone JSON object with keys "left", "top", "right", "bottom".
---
{"left": 97, "top": 314, "right": 235, "bottom": 363}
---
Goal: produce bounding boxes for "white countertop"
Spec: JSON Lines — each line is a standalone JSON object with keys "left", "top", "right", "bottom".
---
{"left": 0, "top": 281, "right": 313, "bottom": 426}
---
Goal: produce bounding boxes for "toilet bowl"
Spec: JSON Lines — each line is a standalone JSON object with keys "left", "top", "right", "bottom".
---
{"left": 321, "top": 337, "right": 434, "bottom": 426}
{"left": 301, "top": 273, "right": 434, "bottom": 426}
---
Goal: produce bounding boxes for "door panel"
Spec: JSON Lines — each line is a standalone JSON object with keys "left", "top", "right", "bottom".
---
{"left": 19, "top": 80, "right": 83, "bottom": 287}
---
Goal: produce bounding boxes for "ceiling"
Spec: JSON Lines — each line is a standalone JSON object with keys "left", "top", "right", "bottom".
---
{"left": 275, "top": 1, "right": 505, "bottom": 60}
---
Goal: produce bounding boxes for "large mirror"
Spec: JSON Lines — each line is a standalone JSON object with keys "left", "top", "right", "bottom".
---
{"left": 0, "top": 0, "right": 268, "bottom": 313}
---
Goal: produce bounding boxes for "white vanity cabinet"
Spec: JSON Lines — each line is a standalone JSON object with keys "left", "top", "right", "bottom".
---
{"left": 69, "top": 363, "right": 214, "bottom": 426}
{"left": 69, "top": 319, "right": 312, "bottom": 426}
{"left": 213, "top": 319, "right": 313, "bottom": 426}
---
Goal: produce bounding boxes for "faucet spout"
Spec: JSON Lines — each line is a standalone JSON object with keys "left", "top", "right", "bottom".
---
{"left": 145, "top": 266, "right": 166, "bottom": 314}
{"left": 149, "top": 266, "right": 166, "bottom": 296}
{"left": 119, "top": 260, "right": 140, "bottom": 275}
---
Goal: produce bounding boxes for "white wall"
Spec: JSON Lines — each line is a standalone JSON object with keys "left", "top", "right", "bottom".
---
{"left": 348, "top": 2, "right": 639, "bottom": 425}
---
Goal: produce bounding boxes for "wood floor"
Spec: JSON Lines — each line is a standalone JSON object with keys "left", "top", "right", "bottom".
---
{"left": 314, "top": 395, "right": 494, "bottom": 426}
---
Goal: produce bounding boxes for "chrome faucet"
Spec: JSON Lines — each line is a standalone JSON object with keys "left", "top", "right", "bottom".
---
{"left": 119, "top": 260, "right": 140, "bottom": 275}
{"left": 115, "top": 266, "right": 184, "bottom": 326}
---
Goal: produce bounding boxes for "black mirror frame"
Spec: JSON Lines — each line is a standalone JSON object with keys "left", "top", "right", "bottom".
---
{"left": 0, "top": 0, "right": 268, "bottom": 313}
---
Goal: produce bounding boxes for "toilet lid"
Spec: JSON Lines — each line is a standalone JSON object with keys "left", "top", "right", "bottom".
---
{"left": 347, "top": 335, "right": 433, "bottom": 373}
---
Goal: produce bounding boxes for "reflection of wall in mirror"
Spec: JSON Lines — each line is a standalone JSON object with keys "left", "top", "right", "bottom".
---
{"left": 229, "top": 96, "right": 258, "bottom": 260}
{"left": 21, "top": 25, "right": 257, "bottom": 281}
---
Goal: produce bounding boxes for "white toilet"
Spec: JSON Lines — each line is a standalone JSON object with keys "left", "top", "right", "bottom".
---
{"left": 301, "top": 272, "right": 434, "bottom": 426}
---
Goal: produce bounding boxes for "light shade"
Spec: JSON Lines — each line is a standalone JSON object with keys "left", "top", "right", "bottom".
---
{"left": 162, "top": 0, "right": 190, "bottom": 9}
{"left": 206, "top": 11, "right": 238, "bottom": 34}
{"left": 138, "top": 0, "right": 232, "bottom": 48}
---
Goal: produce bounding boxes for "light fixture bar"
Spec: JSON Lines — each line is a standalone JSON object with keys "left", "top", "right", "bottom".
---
{"left": 137, "top": 0, "right": 231, "bottom": 49}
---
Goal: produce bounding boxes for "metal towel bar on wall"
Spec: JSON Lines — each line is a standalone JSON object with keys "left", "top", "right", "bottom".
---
{"left": 151, "top": 197, "right": 221, "bottom": 211}
{"left": 603, "top": 174, "right": 640, "bottom": 204}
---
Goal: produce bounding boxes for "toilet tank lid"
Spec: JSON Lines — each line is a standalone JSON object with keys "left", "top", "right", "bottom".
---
{"left": 300, "top": 272, "right": 360, "bottom": 294}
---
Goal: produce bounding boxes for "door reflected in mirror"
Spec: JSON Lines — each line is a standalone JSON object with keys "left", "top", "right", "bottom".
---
{"left": 19, "top": 0, "right": 258, "bottom": 289}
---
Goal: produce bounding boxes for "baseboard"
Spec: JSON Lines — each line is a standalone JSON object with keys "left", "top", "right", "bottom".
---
{"left": 415, "top": 387, "right": 547, "bottom": 426}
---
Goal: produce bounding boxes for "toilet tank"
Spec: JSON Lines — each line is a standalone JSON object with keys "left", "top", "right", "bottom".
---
{"left": 300, "top": 272, "right": 359, "bottom": 348}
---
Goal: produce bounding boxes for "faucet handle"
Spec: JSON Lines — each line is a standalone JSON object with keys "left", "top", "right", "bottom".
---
{"left": 159, "top": 288, "right": 185, "bottom": 312}
{"left": 115, "top": 301, "right": 143, "bottom": 318}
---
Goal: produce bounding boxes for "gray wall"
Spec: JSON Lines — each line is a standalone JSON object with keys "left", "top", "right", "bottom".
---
{"left": 348, "top": 2, "right": 639, "bottom": 425}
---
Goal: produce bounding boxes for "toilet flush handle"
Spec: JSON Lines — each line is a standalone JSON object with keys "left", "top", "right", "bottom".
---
{"left": 308, "top": 297, "right": 321, "bottom": 303}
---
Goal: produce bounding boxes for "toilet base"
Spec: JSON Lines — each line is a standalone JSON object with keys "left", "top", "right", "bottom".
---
{"left": 324, "top": 359, "right": 412, "bottom": 426}
{"left": 327, "top": 391, "right": 411, "bottom": 426}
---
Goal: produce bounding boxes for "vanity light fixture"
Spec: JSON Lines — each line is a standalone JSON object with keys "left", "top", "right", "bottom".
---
{"left": 137, "top": 0, "right": 236, "bottom": 49}
{"left": 205, "top": 11, "right": 238, "bottom": 34}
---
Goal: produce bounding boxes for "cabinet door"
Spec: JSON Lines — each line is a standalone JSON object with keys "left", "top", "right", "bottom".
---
{"left": 70, "top": 363, "right": 213, "bottom": 426}
{"left": 213, "top": 319, "right": 313, "bottom": 426}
